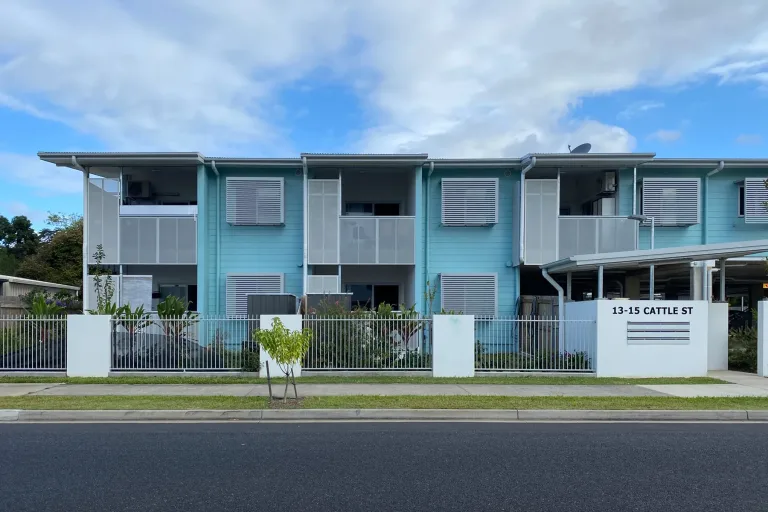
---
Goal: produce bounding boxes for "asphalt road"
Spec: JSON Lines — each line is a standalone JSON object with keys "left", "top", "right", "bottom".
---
{"left": 1, "top": 422, "right": 767, "bottom": 512}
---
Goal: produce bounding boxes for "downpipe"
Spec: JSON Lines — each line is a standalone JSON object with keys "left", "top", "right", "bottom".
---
{"left": 424, "top": 161, "right": 434, "bottom": 314}
{"left": 519, "top": 157, "right": 537, "bottom": 264}
{"left": 541, "top": 268, "right": 564, "bottom": 348}
{"left": 211, "top": 160, "right": 221, "bottom": 314}
{"left": 703, "top": 161, "right": 725, "bottom": 245}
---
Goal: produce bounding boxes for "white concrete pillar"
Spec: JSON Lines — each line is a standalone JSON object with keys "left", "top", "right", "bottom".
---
{"left": 259, "top": 314, "right": 303, "bottom": 378}
{"left": 758, "top": 302, "right": 768, "bottom": 377}
{"left": 67, "top": 315, "right": 112, "bottom": 377}
{"left": 432, "top": 315, "right": 475, "bottom": 377}
{"left": 707, "top": 302, "right": 728, "bottom": 371}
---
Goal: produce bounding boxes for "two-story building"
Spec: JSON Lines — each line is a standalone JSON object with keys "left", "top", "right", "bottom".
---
{"left": 37, "top": 151, "right": 768, "bottom": 317}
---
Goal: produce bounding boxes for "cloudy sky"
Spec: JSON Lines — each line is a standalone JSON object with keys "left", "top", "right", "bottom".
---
{"left": 1, "top": 0, "right": 767, "bottom": 223}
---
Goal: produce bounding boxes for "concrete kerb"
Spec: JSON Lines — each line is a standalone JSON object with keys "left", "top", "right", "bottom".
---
{"left": 1, "top": 409, "right": 766, "bottom": 422}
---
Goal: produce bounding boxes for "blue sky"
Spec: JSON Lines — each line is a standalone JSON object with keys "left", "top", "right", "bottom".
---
{"left": 0, "top": 0, "right": 766, "bottom": 226}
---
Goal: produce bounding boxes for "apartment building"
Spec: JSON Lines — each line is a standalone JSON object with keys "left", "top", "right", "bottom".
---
{"left": 38, "top": 151, "right": 768, "bottom": 316}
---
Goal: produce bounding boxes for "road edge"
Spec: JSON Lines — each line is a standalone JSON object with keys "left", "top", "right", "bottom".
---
{"left": 1, "top": 408, "right": 767, "bottom": 422}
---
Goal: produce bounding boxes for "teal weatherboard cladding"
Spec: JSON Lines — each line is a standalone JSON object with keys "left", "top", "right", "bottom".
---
{"left": 196, "top": 164, "right": 208, "bottom": 313}
{"left": 204, "top": 167, "right": 304, "bottom": 315}
{"left": 425, "top": 169, "right": 519, "bottom": 316}
{"left": 618, "top": 167, "right": 768, "bottom": 254}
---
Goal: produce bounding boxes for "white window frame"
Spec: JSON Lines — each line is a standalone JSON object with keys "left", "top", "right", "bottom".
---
{"left": 738, "top": 184, "right": 745, "bottom": 217}
{"left": 441, "top": 178, "right": 499, "bottom": 226}
{"left": 225, "top": 177, "right": 285, "bottom": 226}
{"left": 439, "top": 273, "right": 498, "bottom": 318}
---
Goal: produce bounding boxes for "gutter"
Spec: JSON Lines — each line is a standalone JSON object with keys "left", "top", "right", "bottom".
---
{"left": 211, "top": 161, "right": 221, "bottom": 314}
{"left": 72, "top": 156, "right": 89, "bottom": 311}
{"left": 518, "top": 157, "right": 537, "bottom": 264}
{"left": 425, "top": 161, "right": 434, "bottom": 313}
{"left": 703, "top": 161, "right": 725, "bottom": 245}
{"left": 302, "top": 156, "right": 309, "bottom": 299}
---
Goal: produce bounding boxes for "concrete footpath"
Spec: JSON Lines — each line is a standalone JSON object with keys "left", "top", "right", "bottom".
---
{"left": 1, "top": 371, "right": 768, "bottom": 398}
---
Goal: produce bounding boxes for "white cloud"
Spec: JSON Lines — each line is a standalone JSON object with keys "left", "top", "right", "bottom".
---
{"left": 0, "top": 201, "right": 48, "bottom": 225}
{"left": 648, "top": 129, "right": 682, "bottom": 142}
{"left": 618, "top": 101, "right": 665, "bottom": 120}
{"left": 736, "top": 134, "right": 763, "bottom": 145}
{"left": 0, "top": 153, "right": 81, "bottom": 195}
{"left": 0, "top": 0, "right": 767, "bottom": 157}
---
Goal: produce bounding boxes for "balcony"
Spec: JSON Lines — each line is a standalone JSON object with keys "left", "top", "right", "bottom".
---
{"left": 557, "top": 216, "right": 638, "bottom": 260}
{"left": 339, "top": 216, "right": 415, "bottom": 265}
{"left": 119, "top": 216, "right": 197, "bottom": 265}
{"left": 119, "top": 204, "right": 197, "bottom": 216}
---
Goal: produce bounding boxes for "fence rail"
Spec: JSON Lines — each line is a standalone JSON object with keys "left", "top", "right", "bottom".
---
{"left": 111, "top": 315, "right": 260, "bottom": 372}
{"left": 0, "top": 317, "right": 67, "bottom": 371}
{"left": 475, "top": 317, "right": 596, "bottom": 372}
{"left": 303, "top": 316, "right": 432, "bottom": 371}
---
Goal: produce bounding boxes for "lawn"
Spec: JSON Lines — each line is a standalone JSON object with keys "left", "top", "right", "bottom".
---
{"left": 0, "top": 375, "right": 727, "bottom": 385}
{"left": 1, "top": 395, "right": 766, "bottom": 410}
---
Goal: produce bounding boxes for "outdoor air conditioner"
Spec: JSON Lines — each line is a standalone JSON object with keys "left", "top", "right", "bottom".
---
{"left": 127, "top": 181, "right": 151, "bottom": 198}
{"left": 601, "top": 171, "right": 617, "bottom": 193}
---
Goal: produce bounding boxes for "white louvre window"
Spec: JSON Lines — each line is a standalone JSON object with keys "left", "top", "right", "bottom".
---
{"left": 441, "top": 178, "right": 499, "bottom": 226}
{"left": 641, "top": 178, "right": 700, "bottom": 226}
{"left": 440, "top": 273, "right": 497, "bottom": 317}
{"left": 743, "top": 178, "right": 768, "bottom": 223}
{"left": 225, "top": 273, "right": 284, "bottom": 317}
{"left": 226, "top": 177, "right": 285, "bottom": 225}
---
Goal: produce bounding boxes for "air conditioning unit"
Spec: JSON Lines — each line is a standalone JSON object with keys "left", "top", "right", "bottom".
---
{"left": 601, "top": 171, "right": 617, "bottom": 193}
{"left": 127, "top": 181, "right": 151, "bottom": 198}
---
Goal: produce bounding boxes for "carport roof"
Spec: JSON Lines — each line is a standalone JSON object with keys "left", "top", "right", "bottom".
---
{"left": 541, "top": 239, "right": 768, "bottom": 274}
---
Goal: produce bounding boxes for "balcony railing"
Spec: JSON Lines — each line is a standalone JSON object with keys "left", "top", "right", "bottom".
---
{"left": 119, "top": 216, "right": 197, "bottom": 265}
{"left": 120, "top": 204, "right": 197, "bottom": 216}
{"left": 339, "top": 216, "right": 415, "bottom": 265}
{"left": 558, "top": 216, "right": 638, "bottom": 260}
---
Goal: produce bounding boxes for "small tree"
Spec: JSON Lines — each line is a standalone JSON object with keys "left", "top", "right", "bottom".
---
{"left": 88, "top": 244, "right": 117, "bottom": 315}
{"left": 256, "top": 317, "right": 313, "bottom": 401}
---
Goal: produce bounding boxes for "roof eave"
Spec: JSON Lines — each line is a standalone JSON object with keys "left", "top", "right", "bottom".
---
{"left": 37, "top": 152, "right": 204, "bottom": 169}
{"left": 522, "top": 153, "right": 657, "bottom": 168}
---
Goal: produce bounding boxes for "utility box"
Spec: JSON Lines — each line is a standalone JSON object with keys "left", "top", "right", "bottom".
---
{"left": 247, "top": 294, "right": 298, "bottom": 323}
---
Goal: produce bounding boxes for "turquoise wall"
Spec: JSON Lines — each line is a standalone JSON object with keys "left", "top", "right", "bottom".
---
{"left": 618, "top": 167, "right": 768, "bottom": 251}
{"left": 424, "top": 169, "right": 520, "bottom": 317}
{"left": 202, "top": 167, "right": 304, "bottom": 315}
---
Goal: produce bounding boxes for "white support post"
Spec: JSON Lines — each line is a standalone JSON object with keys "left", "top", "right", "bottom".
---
{"left": 432, "top": 315, "right": 475, "bottom": 377}
{"left": 67, "top": 315, "right": 112, "bottom": 377}
{"left": 259, "top": 314, "right": 303, "bottom": 378}
{"left": 597, "top": 266, "right": 604, "bottom": 299}
{"left": 719, "top": 258, "right": 726, "bottom": 302}
{"left": 758, "top": 301, "right": 768, "bottom": 377}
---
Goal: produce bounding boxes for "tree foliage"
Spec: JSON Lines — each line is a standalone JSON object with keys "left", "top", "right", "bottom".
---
{"left": 15, "top": 213, "right": 82, "bottom": 286}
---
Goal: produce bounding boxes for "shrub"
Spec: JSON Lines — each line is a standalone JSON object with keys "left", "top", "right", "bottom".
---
{"left": 729, "top": 326, "right": 758, "bottom": 373}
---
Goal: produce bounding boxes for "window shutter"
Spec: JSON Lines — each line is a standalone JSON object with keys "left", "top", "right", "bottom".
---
{"left": 440, "top": 273, "right": 497, "bottom": 317}
{"left": 441, "top": 178, "right": 498, "bottom": 226}
{"left": 225, "top": 273, "right": 284, "bottom": 317}
{"left": 641, "top": 178, "right": 700, "bottom": 226}
{"left": 226, "top": 177, "right": 284, "bottom": 225}
{"left": 744, "top": 178, "right": 768, "bottom": 223}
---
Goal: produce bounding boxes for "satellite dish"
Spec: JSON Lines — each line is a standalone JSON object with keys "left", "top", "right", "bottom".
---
{"left": 569, "top": 143, "right": 592, "bottom": 154}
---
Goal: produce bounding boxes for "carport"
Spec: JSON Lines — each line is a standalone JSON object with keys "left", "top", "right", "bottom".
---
{"left": 540, "top": 239, "right": 768, "bottom": 312}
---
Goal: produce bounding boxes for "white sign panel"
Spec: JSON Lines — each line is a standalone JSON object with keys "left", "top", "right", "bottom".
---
{"left": 596, "top": 300, "right": 707, "bottom": 377}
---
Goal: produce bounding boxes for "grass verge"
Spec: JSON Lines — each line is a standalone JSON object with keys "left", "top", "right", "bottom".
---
{"left": 0, "top": 375, "right": 727, "bottom": 385}
{"left": 0, "top": 395, "right": 766, "bottom": 410}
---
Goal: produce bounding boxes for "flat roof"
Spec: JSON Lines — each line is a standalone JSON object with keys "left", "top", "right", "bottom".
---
{"left": 0, "top": 275, "right": 79, "bottom": 291}
{"left": 36, "top": 151, "right": 768, "bottom": 172}
{"left": 522, "top": 153, "right": 656, "bottom": 168}
{"left": 541, "top": 239, "right": 768, "bottom": 274}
